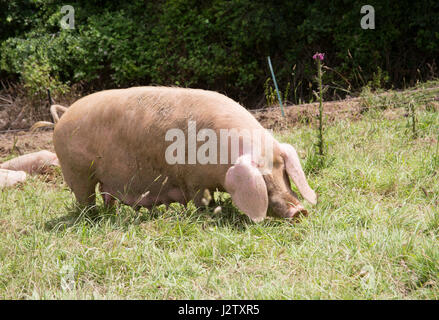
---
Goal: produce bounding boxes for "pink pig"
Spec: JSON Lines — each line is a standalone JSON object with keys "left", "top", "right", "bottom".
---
{"left": 47, "top": 87, "right": 316, "bottom": 222}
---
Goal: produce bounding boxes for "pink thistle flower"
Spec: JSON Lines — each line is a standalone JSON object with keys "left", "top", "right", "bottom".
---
{"left": 313, "top": 52, "right": 325, "bottom": 61}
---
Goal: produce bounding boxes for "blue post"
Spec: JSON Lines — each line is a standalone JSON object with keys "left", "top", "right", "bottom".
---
{"left": 267, "top": 56, "right": 285, "bottom": 117}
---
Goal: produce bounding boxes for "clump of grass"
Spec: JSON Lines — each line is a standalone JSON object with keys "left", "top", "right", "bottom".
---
{"left": 313, "top": 52, "right": 326, "bottom": 157}
{"left": 264, "top": 77, "right": 290, "bottom": 107}
{"left": 359, "top": 82, "right": 439, "bottom": 112}
{"left": 408, "top": 99, "right": 417, "bottom": 138}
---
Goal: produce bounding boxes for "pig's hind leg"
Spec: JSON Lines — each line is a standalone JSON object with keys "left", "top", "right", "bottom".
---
{"left": 99, "top": 183, "right": 116, "bottom": 207}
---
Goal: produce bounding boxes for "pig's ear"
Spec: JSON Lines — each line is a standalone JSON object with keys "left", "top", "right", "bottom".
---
{"left": 280, "top": 143, "right": 317, "bottom": 205}
{"left": 224, "top": 155, "right": 268, "bottom": 222}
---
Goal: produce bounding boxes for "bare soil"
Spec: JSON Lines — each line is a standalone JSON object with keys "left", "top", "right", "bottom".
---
{"left": 253, "top": 98, "right": 363, "bottom": 131}
{"left": 0, "top": 130, "right": 54, "bottom": 159}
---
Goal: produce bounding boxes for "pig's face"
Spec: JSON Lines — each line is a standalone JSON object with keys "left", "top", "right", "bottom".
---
{"left": 224, "top": 142, "right": 317, "bottom": 222}
{"left": 263, "top": 155, "right": 307, "bottom": 219}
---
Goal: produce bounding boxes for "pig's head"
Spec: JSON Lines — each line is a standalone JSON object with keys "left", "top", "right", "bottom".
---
{"left": 225, "top": 142, "right": 317, "bottom": 222}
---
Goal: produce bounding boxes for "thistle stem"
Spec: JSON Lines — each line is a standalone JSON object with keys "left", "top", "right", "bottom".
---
{"left": 317, "top": 59, "right": 324, "bottom": 156}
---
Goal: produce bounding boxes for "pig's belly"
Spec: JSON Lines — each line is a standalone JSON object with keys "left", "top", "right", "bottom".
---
{"left": 93, "top": 152, "right": 186, "bottom": 207}
{"left": 99, "top": 181, "right": 186, "bottom": 208}
{"left": 93, "top": 152, "right": 222, "bottom": 208}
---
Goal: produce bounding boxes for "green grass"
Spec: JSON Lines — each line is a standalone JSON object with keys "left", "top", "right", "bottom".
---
{"left": 1, "top": 106, "right": 439, "bottom": 299}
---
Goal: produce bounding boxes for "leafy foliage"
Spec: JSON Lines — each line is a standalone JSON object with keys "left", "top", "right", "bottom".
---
{"left": 0, "top": 0, "right": 438, "bottom": 105}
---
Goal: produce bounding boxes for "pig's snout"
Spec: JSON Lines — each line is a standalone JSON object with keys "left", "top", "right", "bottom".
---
{"left": 286, "top": 203, "right": 308, "bottom": 219}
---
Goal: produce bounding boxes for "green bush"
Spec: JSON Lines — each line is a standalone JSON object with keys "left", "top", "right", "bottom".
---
{"left": 21, "top": 54, "right": 69, "bottom": 99}
{"left": 0, "top": 0, "right": 438, "bottom": 105}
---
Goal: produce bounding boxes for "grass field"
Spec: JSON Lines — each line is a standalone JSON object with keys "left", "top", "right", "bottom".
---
{"left": 1, "top": 102, "right": 439, "bottom": 299}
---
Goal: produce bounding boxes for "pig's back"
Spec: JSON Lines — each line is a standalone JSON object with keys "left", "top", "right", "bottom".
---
{"left": 53, "top": 87, "right": 266, "bottom": 197}
{"left": 55, "top": 86, "right": 264, "bottom": 160}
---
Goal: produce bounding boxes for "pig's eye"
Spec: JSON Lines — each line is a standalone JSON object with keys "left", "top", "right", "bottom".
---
{"left": 273, "top": 157, "right": 284, "bottom": 168}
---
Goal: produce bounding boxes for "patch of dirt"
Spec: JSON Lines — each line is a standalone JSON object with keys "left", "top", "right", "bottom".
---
{"left": 0, "top": 82, "right": 84, "bottom": 131}
{"left": 35, "top": 166, "right": 64, "bottom": 186}
{"left": 252, "top": 86, "right": 439, "bottom": 131}
{"left": 252, "top": 98, "right": 363, "bottom": 131}
{"left": 0, "top": 130, "right": 54, "bottom": 159}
